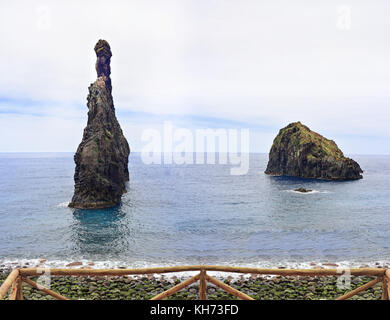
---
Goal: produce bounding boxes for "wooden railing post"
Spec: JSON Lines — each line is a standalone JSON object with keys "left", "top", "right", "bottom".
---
{"left": 0, "top": 269, "right": 19, "bottom": 300}
{"left": 386, "top": 270, "right": 390, "bottom": 300}
{"left": 382, "top": 275, "right": 389, "bottom": 300}
{"left": 18, "top": 266, "right": 386, "bottom": 277}
{"left": 336, "top": 277, "right": 381, "bottom": 300}
{"left": 16, "top": 277, "right": 23, "bottom": 300}
{"left": 9, "top": 278, "right": 19, "bottom": 300}
{"left": 199, "top": 270, "right": 207, "bottom": 300}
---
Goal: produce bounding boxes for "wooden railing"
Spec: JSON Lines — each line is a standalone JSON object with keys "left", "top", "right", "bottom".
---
{"left": 1, "top": 266, "right": 389, "bottom": 300}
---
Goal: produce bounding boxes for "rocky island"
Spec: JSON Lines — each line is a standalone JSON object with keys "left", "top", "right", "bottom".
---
{"left": 265, "top": 122, "right": 363, "bottom": 180}
{"left": 69, "top": 40, "right": 130, "bottom": 209}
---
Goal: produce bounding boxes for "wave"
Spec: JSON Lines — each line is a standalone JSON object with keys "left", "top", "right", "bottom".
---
{"left": 286, "top": 189, "right": 330, "bottom": 195}
{"left": 56, "top": 201, "right": 70, "bottom": 208}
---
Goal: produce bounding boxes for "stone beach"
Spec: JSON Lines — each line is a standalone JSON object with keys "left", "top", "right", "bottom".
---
{"left": 0, "top": 270, "right": 383, "bottom": 300}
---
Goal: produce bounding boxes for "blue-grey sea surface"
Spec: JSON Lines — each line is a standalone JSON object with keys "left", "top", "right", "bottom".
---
{"left": 0, "top": 153, "right": 389, "bottom": 268}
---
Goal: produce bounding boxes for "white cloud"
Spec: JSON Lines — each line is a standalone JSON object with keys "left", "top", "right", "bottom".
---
{"left": 0, "top": 0, "right": 389, "bottom": 152}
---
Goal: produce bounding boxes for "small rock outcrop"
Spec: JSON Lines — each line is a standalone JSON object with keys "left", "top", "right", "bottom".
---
{"left": 294, "top": 187, "right": 312, "bottom": 193}
{"left": 265, "top": 122, "right": 363, "bottom": 180}
{"left": 69, "top": 40, "right": 130, "bottom": 209}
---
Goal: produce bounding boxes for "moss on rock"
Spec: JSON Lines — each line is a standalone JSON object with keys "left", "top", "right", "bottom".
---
{"left": 0, "top": 272, "right": 382, "bottom": 300}
{"left": 265, "top": 122, "right": 363, "bottom": 180}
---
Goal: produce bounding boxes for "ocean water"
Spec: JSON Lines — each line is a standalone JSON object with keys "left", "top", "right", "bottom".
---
{"left": 0, "top": 152, "right": 389, "bottom": 269}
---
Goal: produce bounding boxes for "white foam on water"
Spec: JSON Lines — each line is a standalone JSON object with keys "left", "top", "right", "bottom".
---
{"left": 56, "top": 202, "right": 70, "bottom": 208}
{"left": 286, "top": 189, "right": 330, "bottom": 195}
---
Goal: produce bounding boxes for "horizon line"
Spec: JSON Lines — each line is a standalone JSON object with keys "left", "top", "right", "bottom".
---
{"left": 0, "top": 151, "right": 389, "bottom": 156}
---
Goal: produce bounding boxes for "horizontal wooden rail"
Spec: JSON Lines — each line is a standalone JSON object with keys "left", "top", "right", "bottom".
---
{"left": 18, "top": 266, "right": 386, "bottom": 277}
{"left": 151, "top": 273, "right": 200, "bottom": 300}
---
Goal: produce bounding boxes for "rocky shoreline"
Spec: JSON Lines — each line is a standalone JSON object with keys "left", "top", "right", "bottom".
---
{"left": 0, "top": 271, "right": 383, "bottom": 300}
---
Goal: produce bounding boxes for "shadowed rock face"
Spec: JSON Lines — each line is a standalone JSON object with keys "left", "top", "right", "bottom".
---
{"left": 265, "top": 122, "right": 363, "bottom": 181}
{"left": 69, "top": 40, "right": 130, "bottom": 209}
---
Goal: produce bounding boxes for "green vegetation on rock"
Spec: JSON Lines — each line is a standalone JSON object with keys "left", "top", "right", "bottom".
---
{"left": 265, "top": 122, "right": 363, "bottom": 180}
{"left": 273, "top": 122, "right": 343, "bottom": 159}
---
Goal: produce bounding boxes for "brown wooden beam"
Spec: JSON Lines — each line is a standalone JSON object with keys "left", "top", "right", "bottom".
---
{"left": 9, "top": 279, "right": 18, "bottom": 300}
{"left": 386, "top": 270, "right": 390, "bottom": 300}
{"left": 22, "top": 277, "right": 68, "bottom": 300}
{"left": 199, "top": 270, "right": 207, "bottom": 300}
{"left": 18, "top": 266, "right": 386, "bottom": 277}
{"left": 336, "top": 277, "right": 381, "bottom": 300}
{"left": 0, "top": 269, "right": 19, "bottom": 299}
{"left": 16, "top": 277, "right": 23, "bottom": 300}
{"left": 150, "top": 273, "right": 200, "bottom": 300}
{"left": 382, "top": 276, "right": 389, "bottom": 300}
{"left": 205, "top": 274, "right": 254, "bottom": 300}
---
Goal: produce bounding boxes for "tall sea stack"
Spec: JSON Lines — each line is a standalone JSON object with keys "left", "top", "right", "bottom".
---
{"left": 265, "top": 122, "right": 363, "bottom": 180}
{"left": 69, "top": 40, "right": 130, "bottom": 209}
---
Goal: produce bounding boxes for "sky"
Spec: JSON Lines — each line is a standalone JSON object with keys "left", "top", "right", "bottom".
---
{"left": 0, "top": 0, "right": 389, "bottom": 154}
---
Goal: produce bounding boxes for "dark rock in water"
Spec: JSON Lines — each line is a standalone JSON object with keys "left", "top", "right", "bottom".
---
{"left": 265, "top": 122, "right": 363, "bottom": 180}
{"left": 294, "top": 187, "right": 312, "bottom": 193}
{"left": 69, "top": 40, "right": 130, "bottom": 209}
{"left": 66, "top": 261, "right": 83, "bottom": 267}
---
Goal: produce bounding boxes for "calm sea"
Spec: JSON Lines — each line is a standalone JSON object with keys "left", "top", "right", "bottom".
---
{"left": 0, "top": 153, "right": 389, "bottom": 269}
